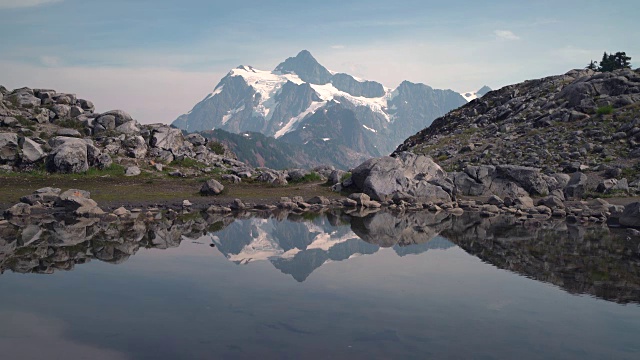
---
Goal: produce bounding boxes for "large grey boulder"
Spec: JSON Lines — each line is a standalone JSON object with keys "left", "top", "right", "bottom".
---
{"left": 10, "top": 88, "right": 41, "bottom": 107}
{"left": 287, "top": 169, "right": 308, "bottom": 182}
{"left": 20, "top": 187, "right": 61, "bottom": 205}
{"left": 257, "top": 170, "right": 288, "bottom": 185}
{"left": 54, "top": 189, "right": 97, "bottom": 210}
{"left": 47, "top": 137, "right": 90, "bottom": 173}
{"left": 123, "top": 135, "right": 147, "bottom": 159}
{"left": 596, "top": 178, "right": 629, "bottom": 194}
{"left": 20, "top": 137, "right": 45, "bottom": 163}
{"left": 115, "top": 120, "right": 140, "bottom": 135}
{"left": 350, "top": 152, "right": 450, "bottom": 202}
{"left": 458, "top": 165, "right": 535, "bottom": 198}
{"left": 185, "top": 133, "right": 207, "bottom": 146}
{"left": 78, "top": 99, "right": 95, "bottom": 111}
{"left": 95, "top": 153, "right": 113, "bottom": 169}
{"left": 100, "top": 110, "right": 133, "bottom": 126}
{"left": 51, "top": 104, "right": 71, "bottom": 119}
{"left": 0, "top": 133, "right": 19, "bottom": 162}
{"left": 620, "top": 202, "right": 640, "bottom": 228}
{"left": 200, "top": 179, "right": 224, "bottom": 195}
{"left": 495, "top": 165, "right": 549, "bottom": 196}
{"left": 96, "top": 114, "right": 116, "bottom": 130}
{"left": 328, "top": 169, "right": 346, "bottom": 185}
{"left": 151, "top": 126, "right": 184, "bottom": 153}
{"left": 4, "top": 203, "right": 31, "bottom": 217}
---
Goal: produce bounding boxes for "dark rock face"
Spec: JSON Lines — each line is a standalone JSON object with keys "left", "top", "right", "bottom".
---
{"left": 330, "top": 73, "right": 385, "bottom": 98}
{"left": 274, "top": 50, "right": 333, "bottom": 85}
{"left": 388, "top": 81, "right": 467, "bottom": 138}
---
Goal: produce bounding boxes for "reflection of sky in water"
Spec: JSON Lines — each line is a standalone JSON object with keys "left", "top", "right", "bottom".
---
{"left": 0, "top": 218, "right": 639, "bottom": 359}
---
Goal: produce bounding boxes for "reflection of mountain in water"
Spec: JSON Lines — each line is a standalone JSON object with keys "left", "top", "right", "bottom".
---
{"left": 210, "top": 213, "right": 450, "bottom": 282}
{"left": 1, "top": 209, "right": 639, "bottom": 303}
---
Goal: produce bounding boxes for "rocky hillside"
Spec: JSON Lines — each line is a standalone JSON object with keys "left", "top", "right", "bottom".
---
{"left": 172, "top": 50, "right": 470, "bottom": 167}
{"left": 0, "top": 86, "right": 246, "bottom": 177}
{"left": 395, "top": 68, "right": 640, "bottom": 182}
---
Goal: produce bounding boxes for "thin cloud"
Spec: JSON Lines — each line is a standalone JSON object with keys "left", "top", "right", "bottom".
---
{"left": 0, "top": 0, "right": 62, "bottom": 9}
{"left": 494, "top": 30, "right": 520, "bottom": 40}
{"left": 331, "top": 45, "right": 346, "bottom": 49}
{"left": 40, "top": 55, "right": 61, "bottom": 67}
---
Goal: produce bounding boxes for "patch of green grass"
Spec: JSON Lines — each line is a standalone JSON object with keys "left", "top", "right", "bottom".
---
{"left": 177, "top": 211, "right": 203, "bottom": 222}
{"left": 340, "top": 172, "right": 352, "bottom": 182}
{"left": 82, "top": 164, "right": 126, "bottom": 177}
{"left": 597, "top": 105, "right": 614, "bottom": 116}
{"left": 207, "top": 141, "right": 226, "bottom": 155}
{"left": 290, "top": 171, "right": 322, "bottom": 184}
{"left": 55, "top": 118, "right": 85, "bottom": 130}
{"left": 171, "top": 157, "right": 206, "bottom": 169}
{"left": 436, "top": 154, "right": 448, "bottom": 162}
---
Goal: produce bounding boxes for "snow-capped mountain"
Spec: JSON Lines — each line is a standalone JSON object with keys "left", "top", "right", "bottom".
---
{"left": 459, "top": 85, "right": 492, "bottom": 102}
{"left": 172, "top": 50, "right": 468, "bottom": 165}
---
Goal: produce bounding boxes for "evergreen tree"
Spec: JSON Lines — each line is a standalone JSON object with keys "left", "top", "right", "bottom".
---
{"left": 586, "top": 60, "right": 598, "bottom": 70}
{"left": 598, "top": 51, "right": 632, "bottom": 72}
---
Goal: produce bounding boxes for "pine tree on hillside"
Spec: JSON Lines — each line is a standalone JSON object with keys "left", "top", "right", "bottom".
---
{"left": 598, "top": 51, "right": 632, "bottom": 72}
{"left": 586, "top": 60, "right": 598, "bottom": 70}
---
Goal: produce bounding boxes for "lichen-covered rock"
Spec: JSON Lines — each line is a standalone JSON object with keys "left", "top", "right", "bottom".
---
{"left": 350, "top": 152, "right": 450, "bottom": 202}
{"left": 200, "top": 179, "right": 224, "bottom": 195}
{"left": 0, "top": 133, "right": 19, "bottom": 162}
{"left": 47, "top": 137, "right": 90, "bottom": 173}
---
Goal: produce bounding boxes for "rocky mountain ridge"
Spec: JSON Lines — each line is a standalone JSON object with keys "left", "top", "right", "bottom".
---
{"left": 394, "top": 68, "right": 640, "bottom": 196}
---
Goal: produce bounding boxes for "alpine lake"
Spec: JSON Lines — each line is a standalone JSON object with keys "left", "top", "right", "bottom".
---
{"left": 1, "top": 208, "right": 639, "bottom": 359}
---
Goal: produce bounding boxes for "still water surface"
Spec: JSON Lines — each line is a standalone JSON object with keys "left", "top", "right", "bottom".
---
{"left": 0, "top": 211, "right": 639, "bottom": 359}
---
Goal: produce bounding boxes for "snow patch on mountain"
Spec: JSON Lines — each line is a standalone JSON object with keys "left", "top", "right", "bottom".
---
{"left": 307, "top": 231, "right": 358, "bottom": 251}
{"left": 274, "top": 101, "right": 324, "bottom": 138}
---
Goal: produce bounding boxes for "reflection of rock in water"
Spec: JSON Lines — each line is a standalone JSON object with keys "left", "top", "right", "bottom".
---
{"left": 350, "top": 211, "right": 451, "bottom": 247}
{"left": 443, "top": 212, "right": 640, "bottom": 304}
{"left": 393, "top": 236, "right": 454, "bottom": 257}
{"left": 0, "top": 212, "right": 235, "bottom": 275}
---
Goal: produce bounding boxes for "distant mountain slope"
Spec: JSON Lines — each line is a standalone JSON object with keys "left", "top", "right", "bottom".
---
{"left": 173, "top": 50, "right": 467, "bottom": 168}
{"left": 395, "top": 68, "right": 640, "bottom": 174}
{"left": 459, "top": 85, "right": 492, "bottom": 102}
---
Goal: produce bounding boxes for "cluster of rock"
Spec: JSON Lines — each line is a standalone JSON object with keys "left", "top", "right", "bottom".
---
{"left": 0, "top": 86, "right": 243, "bottom": 175}
{"left": 4, "top": 188, "right": 105, "bottom": 219}
{"left": 329, "top": 152, "right": 640, "bottom": 227}
{"left": 395, "top": 68, "right": 640, "bottom": 195}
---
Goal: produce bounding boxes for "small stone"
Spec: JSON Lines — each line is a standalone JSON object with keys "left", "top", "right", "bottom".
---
{"left": 200, "top": 179, "right": 224, "bottom": 195}
{"left": 125, "top": 166, "right": 141, "bottom": 176}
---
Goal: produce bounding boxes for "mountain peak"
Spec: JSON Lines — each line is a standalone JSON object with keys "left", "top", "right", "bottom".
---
{"left": 477, "top": 85, "right": 492, "bottom": 96}
{"left": 274, "top": 50, "right": 332, "bottom": 85}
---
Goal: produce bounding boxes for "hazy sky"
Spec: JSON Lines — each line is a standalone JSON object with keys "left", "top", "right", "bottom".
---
{"left": 0, "top": 0, "right": 637, "bottom": 124}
